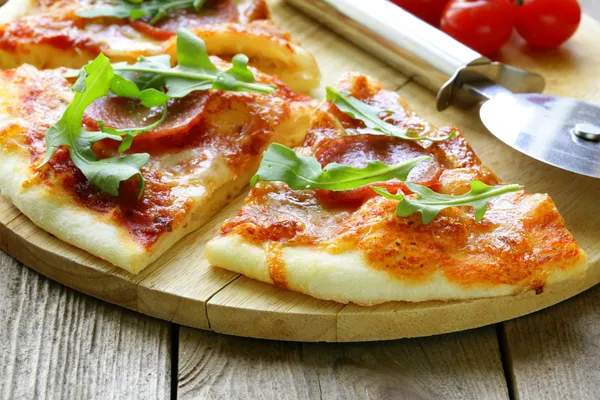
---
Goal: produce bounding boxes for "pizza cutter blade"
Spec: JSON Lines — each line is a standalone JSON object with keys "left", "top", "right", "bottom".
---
{"left": 475, "top": 85, "right": 600, "bottom": 178}
{"left": 285, "top": 0, "right": 600, "bottom": 178}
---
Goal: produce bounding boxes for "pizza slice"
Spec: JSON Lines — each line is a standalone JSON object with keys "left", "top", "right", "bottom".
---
{"left": 206, "top": 73, "right": 588, "bottom": 305}
{"left": 0, "top": 31, "right": 315, "bottom": 274}
{"left": 0, "top": 0, "right": 320, "bottom": 91}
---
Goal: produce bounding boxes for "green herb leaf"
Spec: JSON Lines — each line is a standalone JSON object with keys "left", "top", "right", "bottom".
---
{"left": 74, "top": 130, "right": 150, "bottom": 196}
{"left": 111, "top": 55, "right": 171, "bottom": 91}
{"left": 77, "top": 0, "right": 207, "bottom": 24}
{"left": 326, "top": 86, "right": 456, "bottom": 142}
{"left": 41, "top": 54, "right": 115, "bottom": 165}
{"left": 112, "top": 28, "right": 276, "bottom": 97}
{"left": 40, "top": 54, "right": 150, "bottom": 197}
{"left": 110, "top": 74, "right": 170, "bottom": 108}
{"left": 250, "top": 143, "right": 430, "bottom": 191}
{"left": 373, "top": 181, "right": 521, "bottom": 224}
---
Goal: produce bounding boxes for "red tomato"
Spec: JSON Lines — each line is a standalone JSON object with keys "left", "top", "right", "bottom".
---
{"left": 515, "top": 0, "right": 581, "bottom": 48}
{"left": 390, "top": 0, "right": 450, "bottom": 26}
{"left": 441, "top": 0, "right": 516, "bottom": 56}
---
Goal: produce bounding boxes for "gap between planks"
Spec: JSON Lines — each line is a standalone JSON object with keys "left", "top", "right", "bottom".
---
{"left": 496, "top": 324, "right": 518, "bottom": 400}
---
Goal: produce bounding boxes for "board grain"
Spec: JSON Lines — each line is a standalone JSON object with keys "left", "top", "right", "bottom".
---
{"left": 1, "top": 0, "right": 600, "bottom": 342}
{"left": 178, "top": 327, "right": 509, "bottom": 400}
{"left": 0, "top": 251, "right": 171, "bottom": 400}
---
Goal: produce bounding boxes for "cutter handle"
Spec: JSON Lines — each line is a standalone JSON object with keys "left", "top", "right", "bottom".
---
{"left": 287, "top": 0, "right": 544, "bottom": 111}
{"left": 285, "top": 0, "right": 488, "bottom": 90}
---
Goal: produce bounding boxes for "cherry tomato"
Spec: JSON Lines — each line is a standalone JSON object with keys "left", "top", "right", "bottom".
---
{"left": 515, "top": 0, "right": 581, "bottom": 48}
{"left": 441, "top": 0, "right": 516, "bottom": 56}
{"left": 390, "top": 0, "right": 450, "bottom": 26}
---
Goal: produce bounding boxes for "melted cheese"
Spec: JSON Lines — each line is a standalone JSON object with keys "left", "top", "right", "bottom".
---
{"left": 0, "top": 0, "right": 36, "bottom": 24}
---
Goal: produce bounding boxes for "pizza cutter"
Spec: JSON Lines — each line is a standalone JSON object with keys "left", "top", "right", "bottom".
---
{"left": 285, "top": 0, "right": 600, "bottom": 179}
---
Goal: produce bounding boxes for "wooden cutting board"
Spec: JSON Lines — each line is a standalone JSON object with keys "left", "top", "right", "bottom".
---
{"left": 2, "top": 0, "right": 600, "bottom": 342}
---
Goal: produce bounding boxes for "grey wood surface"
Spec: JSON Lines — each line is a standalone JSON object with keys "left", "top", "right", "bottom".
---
{"left": 0, "top": 252, "right": 172, "bottom": 400}
{"left": 502, "top": 286, "right": 600, "bottom": 400}
{"left": 178, "top": 328, "right": 508, "bottom": 400}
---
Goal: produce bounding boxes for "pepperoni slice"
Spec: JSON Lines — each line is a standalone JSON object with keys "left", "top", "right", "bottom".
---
{"left": 131, "top": 0, "right": 240, "bottom": 40}
{"left": 83, "top": 91, "right": 210, "bottom": 142}
{"left": 313, "top": 135, "right": 442, "bottom": 208}
{"left": 315, "top": 181, "right": 409, "bottom": 209}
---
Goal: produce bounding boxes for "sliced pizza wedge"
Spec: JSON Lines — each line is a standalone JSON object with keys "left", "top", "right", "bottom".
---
{"left": 206, "top": 73, "right": 588, "bottom": 305}
{"left": 0, "top": 0, "right": 320, "bottom": 91}
{"left": 0, "top": 37, "right": 315, "bottom": 274}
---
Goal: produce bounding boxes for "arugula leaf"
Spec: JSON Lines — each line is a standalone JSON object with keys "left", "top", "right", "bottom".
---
{"left": 373, "top": 181, "right": 521, "bottom": 224}
{"left": 111, "top": 55, "right": 170, "bottom": 91}
{"left": 250, "top": 143, "right": 430, "bottom": 191}
{"left": 78, "top": 0, "right": 207, "bottom": 24}
{"left": 110, "top": 74, "right": 170, "bottom": 108}
{"left": 74, "top": 130, "right": 149, "bottom": 196}
{"left": 326, "top": 86, "right": 456, "bottom": 142}
{"left": 40, "top": 54, "right": 150, "bottom": 197}
{"left": 41, "top": 55, "right": 114, "bottom": 165}
{"left": 112, "top": 28, "right": 276, "bottom": 97}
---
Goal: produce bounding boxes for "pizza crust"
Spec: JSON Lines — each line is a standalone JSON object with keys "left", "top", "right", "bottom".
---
{"left": 206, "top": 234, "right": 588, "bottom": 305}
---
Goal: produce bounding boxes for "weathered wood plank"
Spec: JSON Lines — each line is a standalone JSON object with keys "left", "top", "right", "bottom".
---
{"left": 178, "top": 326, "right": 509, "bottom": 400}
{"left": 502, "top": 285, "right": 600, "bottom": 400}
{"left": 0, "top": 251, "right": 172, "bottom": 400}
{"left": 178, "top": 329, "right": 321, "bottom": 400}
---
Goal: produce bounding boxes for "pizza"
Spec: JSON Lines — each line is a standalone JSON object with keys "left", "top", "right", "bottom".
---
{"left": 0, "top": 0, "right": 320, "bottom": 91}
{"left": 0, "top": 31, "right": 315, "bottom": 274}
{"left": 206, "top": 73, "right": 588, "bottom": 305}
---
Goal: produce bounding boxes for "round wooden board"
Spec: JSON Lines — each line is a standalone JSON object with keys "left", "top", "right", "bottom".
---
{"left": 2, "top": 1, "right": 600, "bottom": 342}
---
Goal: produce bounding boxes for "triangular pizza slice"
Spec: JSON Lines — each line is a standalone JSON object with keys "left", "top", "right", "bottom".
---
{"left": 0, "top": 33, "right": 315, "bottom": 274}
{"left": 0, "top": 0, "right": 320, "bottom": 91}
{"left": 206, "top": 73, "right": 587, "bottom": 305}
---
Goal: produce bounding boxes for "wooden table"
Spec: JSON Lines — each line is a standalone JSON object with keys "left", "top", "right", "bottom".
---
{"left": 2, "top": 2, "right": 600, "bottom": 399}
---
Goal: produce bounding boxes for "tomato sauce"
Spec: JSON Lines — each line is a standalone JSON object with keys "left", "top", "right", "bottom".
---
{"left": 0, "top": 15, "right": 99, "bottom": 54}
{"left": 265, "top": 242, "right": 288, "bottom": 288}
{"left": 49, "top": 148, "right": 190, "bottom": 247}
